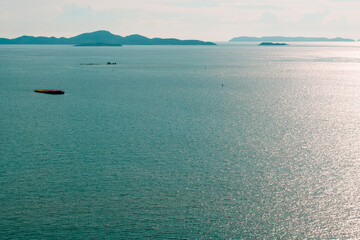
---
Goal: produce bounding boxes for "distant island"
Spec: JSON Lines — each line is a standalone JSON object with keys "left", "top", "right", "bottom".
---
{"left": 75, "top": 42, "right": 122, "bottom": 47}
{"left": 0, "top": 30, "right": 216, "bottom": 46}
{"left": 230, "top": 36, "right": 355, "bottom": 42}
{"left": 259, "top": 42, "right": 288, "bottom": 46}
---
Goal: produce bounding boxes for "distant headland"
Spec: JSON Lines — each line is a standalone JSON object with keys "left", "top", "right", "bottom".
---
{"left": 230, "top": 36, "right": 355, "bottom": 42}
{"left": 75, "top": 43, "right": 122, "bottom": 47}
{"left": 0, "top": 30, "right": 216, "bottom": 46}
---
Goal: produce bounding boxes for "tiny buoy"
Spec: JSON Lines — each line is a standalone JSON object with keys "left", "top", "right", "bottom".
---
{"left": 34, "top": 89, "right": 64, "bottom": 95}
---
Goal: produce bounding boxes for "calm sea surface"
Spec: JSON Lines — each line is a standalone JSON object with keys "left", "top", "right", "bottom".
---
{"left": 1, "top": 43, "right": 360, "bottom": 239}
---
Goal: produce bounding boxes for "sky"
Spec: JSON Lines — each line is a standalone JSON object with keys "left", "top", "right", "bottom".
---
{"left": 0, "top": 0, "right": 359, "bottom": 41}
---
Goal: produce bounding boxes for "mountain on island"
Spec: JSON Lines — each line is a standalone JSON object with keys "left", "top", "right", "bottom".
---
{"left": 230, "top": 36, "right": 355, "bottom": 42}
{"left": 0, "top": 30, "right": 216, "bottom": 46}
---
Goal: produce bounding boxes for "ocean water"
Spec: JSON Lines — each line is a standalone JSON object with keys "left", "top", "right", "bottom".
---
{"left": 1, "top": 43, "right": 360, "bottom": 239}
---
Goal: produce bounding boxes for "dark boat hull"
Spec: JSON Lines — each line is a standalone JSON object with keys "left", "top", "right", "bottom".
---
{"left": 35, "top": 89, "right": 65, "bottom": 94}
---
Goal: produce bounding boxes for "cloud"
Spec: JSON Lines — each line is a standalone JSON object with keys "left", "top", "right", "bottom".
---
{"left": 0, "top": 0, "right": 359, "bottom": 40}
{"left": 219, "top": 3, "right": 282, "bottom": 10}
{"left": 301, "top": 11, "right": 328, "bottom": 25}
{"left": 61, "top": 5, "right": 93, "bottom": 18}
{"left": 260, "top": 12, "right": 280, "bottom": 24}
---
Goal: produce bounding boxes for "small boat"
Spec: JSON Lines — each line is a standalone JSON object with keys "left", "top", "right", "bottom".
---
{"left": 34, "top": 89, "right": 65, "bottom": 95}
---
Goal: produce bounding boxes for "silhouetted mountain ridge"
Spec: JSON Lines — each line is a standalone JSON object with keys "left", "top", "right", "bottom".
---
{"left": 0, "top": 30, "right": 216, "bottom": 45}
{"left": 230, "top": 36, "right": 355, "bottom": 42}
{"left": 69, "top": 30, "right": 124, "bottom": 44}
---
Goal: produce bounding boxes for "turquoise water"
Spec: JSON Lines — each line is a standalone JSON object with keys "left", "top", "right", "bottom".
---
{"left": 1, "top": 43, "right": 360, "bottom": 239}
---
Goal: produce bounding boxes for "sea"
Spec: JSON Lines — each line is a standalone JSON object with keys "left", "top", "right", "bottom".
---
{"left": 1, "top": 42, "right": 360, "bottom": 239}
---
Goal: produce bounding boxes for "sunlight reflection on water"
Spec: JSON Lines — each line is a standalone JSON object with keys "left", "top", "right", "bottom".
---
{"left": 0, "top": 43, "right": 360, "bottom": 238}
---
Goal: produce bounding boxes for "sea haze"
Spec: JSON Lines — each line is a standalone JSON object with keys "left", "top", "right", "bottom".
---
{"left": 1, "top": 43, "right": 360, "bottom": 239}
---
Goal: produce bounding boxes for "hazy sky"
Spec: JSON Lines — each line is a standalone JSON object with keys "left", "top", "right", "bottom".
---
{"left": 0, "top": 0, "right": 359, "bottom": 41}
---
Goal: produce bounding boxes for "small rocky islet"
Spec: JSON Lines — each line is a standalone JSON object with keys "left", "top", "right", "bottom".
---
{"left": 259, "top": 42, "right": 288, "bottom": 46}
